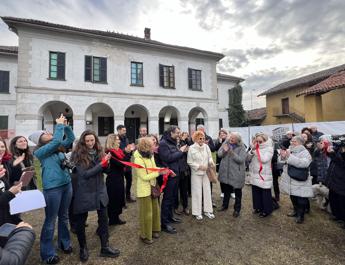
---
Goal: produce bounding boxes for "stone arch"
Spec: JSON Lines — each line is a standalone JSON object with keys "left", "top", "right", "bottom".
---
{"left": 85, "top": 103, "right": 114, "bottom": 137}
{"left": 158, "top": 106, "right": 180, "bottom": 135}
{"left": 188, "top": 107, "right": 208, "bottom": 134}
{"left": 124, "top": 104, "right": 149, "bottom": 143}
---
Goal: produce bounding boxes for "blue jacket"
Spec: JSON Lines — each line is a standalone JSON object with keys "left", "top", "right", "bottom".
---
{"left": 158, "top": 134, "right": 184, "bottom": 175}
{"left": 34, "top": 124, "right": 75, "bottom": 190}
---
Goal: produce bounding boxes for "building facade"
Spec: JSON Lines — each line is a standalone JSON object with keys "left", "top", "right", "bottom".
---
{"left": 259, "top": 64, "right": 345, "bottom": 125}
{"left": 0, "top": 17, "right": 243, "bottom": 142}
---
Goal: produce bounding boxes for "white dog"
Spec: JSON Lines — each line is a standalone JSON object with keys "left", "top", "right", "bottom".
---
{"left": 312, "top": 183, "right": 331, "bottom": 213}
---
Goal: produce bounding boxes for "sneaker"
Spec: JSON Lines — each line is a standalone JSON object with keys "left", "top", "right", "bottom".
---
{"left": 220, "top": 193, "right": 224, "bottom": 198}
{"left": 44, "top": 256, "right": 60, "bottom": 264}
{"left": 231, "top": 193, "right": 235, "bottom": 199}
{"left": 204, "top": 212, "right": 215, "bottom": 219}
{"left": 195, "top": 215, "right": 203, "bottom": 220}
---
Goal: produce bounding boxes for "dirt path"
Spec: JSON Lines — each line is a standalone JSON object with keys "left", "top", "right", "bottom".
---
{"left": 24, "top": 185, "right": 345, "bottom": 265}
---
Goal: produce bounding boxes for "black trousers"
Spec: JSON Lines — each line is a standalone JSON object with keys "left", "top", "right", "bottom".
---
{"left": 329, "top": 189, "right": 345, "bottom": 221}
{"left": 124, "top": 169, "right": 132, "bottom": 198}
{"left": 272, "top": 171, "right": 280, "bottom": 200}
{"left": 220, "top": 182, "right": 227, "bottom": 194}
{"left": 251, "top": 185, "right": 273, "bottom": 215}
{"left": 75, "top": 205, "right": 108, "bottom": 249}
{"left": 69, "top": 196, "right": 78, "bottom": 230}
{"left": 290, "top": 195, "right": 308, "bottom": 218}
{"left": 174, "top": 174, "right": 189, "bottom": 210}
{"left": 222, "top": 183, "right": 242, "bottom": 212}
{"left": 161, "top": 176, "right": 178, "bottom": 226}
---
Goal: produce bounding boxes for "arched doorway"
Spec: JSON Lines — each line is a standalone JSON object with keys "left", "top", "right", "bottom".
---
{"left": 85, "top": 103, "right": 114, "bottom": 137}
{"left": 38, "top": 101, "right": 73, "bottom": 132}
{"left": 124, "top": 105, "right": 149, "bottom": 143}
{"left": 188, "top": 107, "right": 208, "bottom": 133}
{"left": 159, "top": 106, "right": 179, "bottom": 135}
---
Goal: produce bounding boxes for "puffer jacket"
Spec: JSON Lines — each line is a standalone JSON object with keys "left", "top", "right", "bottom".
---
{"left": 249, "top": 139, "right": 274, "bottom": 189}
{"left": 0, "top": 227, "right": 35, "bottom": 265}
{"left": 326, "top": 150, "right": 345, "bottom": 196}
{"left": 34, "top": 124, "right": 75, "bottom": 190}
{"left": 279, "top": 145, "right": 313, "bottom": 198}
{"left": 133, "top": 150, "right": 159, "bottom": 198}
{"left": 187, "top": 143, "right": 213, "bottom": 176}
{"left": 218, "top": 142, "right": 247, "bottom": 189}
{"left": 158, "top": 134, "right": 184, "bottom": 175}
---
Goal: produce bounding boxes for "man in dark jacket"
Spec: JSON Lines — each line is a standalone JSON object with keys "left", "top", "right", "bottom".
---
{"left": 310, "top": 126, "right": 324, "bottom": 143}
{"left": 117, "top": 125, "right": 136, "bottom": 203}
{"left": 0, "top": 222, "right": 35, "bottom": 265}
{"left": 159, "top": 126, "right": 188, "bottom": 234}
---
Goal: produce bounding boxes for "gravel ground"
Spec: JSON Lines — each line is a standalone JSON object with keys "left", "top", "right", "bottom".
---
{"left": 23, "top": 184, "right": 345, "bottom": 265}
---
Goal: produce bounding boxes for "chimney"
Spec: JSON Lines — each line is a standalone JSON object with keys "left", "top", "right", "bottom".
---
{"left": 144, "top": 27, "right": 151, "bottom": 40}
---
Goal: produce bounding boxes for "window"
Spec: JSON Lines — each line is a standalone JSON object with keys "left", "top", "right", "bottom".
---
{"left": 49, "top": 52, "right": 65, "bottom": 80}
{"left": 131, "top": 62, "right": 143, "bottom": 86}
{"left": 85, "top": 56, "right": 107, "bottom": 83}
{"left": 188, "top": 68, "right": 202, "bottom": 90}
{"left": 159, "top": 64, "right": 175, "bottom": 88}
{"left": 98, "top": 117, "right": 114, "bottom": 137}
{"left": 0, "top": 71, "right": 9, "bottom": 93}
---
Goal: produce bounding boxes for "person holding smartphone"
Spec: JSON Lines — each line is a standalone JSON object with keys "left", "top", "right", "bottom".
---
{"left": 29, "top": 114, "right": 75, "bottom": 264}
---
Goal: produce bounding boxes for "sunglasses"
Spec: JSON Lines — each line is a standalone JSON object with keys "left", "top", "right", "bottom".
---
{"left": 199, "top": 138, "right": 205, "bottom": 140}
{"left": 257, "top": 140, "right": 263, "bottom": 144}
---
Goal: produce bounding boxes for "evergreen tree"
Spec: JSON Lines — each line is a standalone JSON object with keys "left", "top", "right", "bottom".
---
{"left": 228, "top": 85, "right": 246, "bottom": 127}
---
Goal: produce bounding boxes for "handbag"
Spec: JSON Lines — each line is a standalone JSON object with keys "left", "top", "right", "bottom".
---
{"left": 207, "top": 163, "right": 218, "bottom": 183}
{"left": 287, "top": 164, "right": 309, "bottom": 181}
{"left": 151, "top": 184, "right": 161, "bottom": 199}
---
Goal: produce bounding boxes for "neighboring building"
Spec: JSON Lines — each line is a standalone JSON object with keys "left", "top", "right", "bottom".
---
{"left": 0, "top": 17, "right": 243, "bottom": 142}
{"left": 246, "top": 107, "right": 266, "bottom": 126}
{"left": 259, "top": 64, "right": 345, "bottom": 125}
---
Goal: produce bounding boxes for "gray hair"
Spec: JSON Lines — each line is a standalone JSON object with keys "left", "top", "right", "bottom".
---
{"left": 229, "top": 132, "right": 243, "bottom": 145}
{"left": 292, "top": 135, "right": 305, "bottom": 145}
{"left": 196, "top": 124, "right": 205, "bottom": 130}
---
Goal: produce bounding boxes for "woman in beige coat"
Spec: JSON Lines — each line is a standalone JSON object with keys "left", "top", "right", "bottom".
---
{"left": 187, "top": 131, "right": 215, "bottom": 220}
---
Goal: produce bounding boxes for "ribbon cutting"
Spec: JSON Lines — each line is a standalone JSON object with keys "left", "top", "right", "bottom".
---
{"left": 109, "top": 153, "right": 175, "bottom": 193}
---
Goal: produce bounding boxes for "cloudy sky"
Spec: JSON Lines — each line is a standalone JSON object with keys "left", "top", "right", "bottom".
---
{"left": 1, "top": 0, "right": 345, "bottom": 109}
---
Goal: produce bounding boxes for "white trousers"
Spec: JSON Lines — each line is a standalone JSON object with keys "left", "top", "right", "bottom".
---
{"left": 191, "top": 172, "right": 213, "bottom": 215}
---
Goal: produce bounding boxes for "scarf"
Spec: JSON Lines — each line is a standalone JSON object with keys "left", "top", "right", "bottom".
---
{"left": 0, "top": 152, "right": 12, "bottom": 163}
{"left": 255, "top": 143, "right": 264, "bottom": 181}
{"left": 108, "top": 148, "right": 125, "bottom": 160}
{"left": 139, "top": 150, "right": 153, "bottom": 159}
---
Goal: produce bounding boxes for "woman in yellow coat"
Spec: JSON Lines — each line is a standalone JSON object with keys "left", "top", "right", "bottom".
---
{"left": 134, "top": 137, "right": 169, "bottom": 244}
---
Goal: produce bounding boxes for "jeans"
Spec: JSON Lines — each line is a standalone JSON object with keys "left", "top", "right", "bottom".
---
{"left": 40, "top": 183, "right": 72, "bottom": 261}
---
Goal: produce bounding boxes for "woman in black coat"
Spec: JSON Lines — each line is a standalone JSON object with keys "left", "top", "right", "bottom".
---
{"left": 326, "top": 145, "right": 345, "bottom": 224}
{"left": 9, "top": 136, "right": 37, "bottom": 189}
{"left": 71, "top": 130, "right": 120, "bottom": 262}
{"left": 105, "top": 134, "right": 131, "bottom": 225}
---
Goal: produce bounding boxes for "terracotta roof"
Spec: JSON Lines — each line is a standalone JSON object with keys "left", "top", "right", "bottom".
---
{"left": 0, "top": 45, "right": 18, "bottom": 55}
{"left": 1, "top": 16, "right": 224, "bottom": 60}
{"left": 297, "top": 70, "right": 345, "bottom": 96}
{"left": 217, "top": 73, "right": 244, "bottom": 83}
{"left": 246, "top": 107, "right": 267, "bottom": 121}
{"left": 258, "top": 64, "right": 345, "bottom": 96}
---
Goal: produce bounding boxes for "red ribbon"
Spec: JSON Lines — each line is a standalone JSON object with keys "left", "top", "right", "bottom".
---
{"left": 255, "top": 143, "right": 265, "bottom": 181}
{"left": 110, "top": 155, "right": 174, "bottom": 193}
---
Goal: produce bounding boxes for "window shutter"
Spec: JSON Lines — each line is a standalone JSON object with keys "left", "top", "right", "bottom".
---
{"left": 170, "top": 66, "right": 175, "bottom": 88}
{"left": 57, "top": 53, "right": 65, "bottom": 79}
{"left": 100, "top": 58, "right": 107, "bottom": 82}
{"left": 188, "top": 68, "right": 192, "bottom": 89}
{"left": 0, "top": 71, "right": 9, "bottom": 93}
{"left": 159, "top": 64, "right": 164, "bottom": 87}
{"left": 85, "top": 56, "right": 92, "bottom": 82}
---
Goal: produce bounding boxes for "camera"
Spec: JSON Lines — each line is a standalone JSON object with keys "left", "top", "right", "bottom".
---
{"left": 331, "top": 135, "right": 345, "bottom": 150}
{"left": 61, "top": 158, "right": 75, "bottom": 172}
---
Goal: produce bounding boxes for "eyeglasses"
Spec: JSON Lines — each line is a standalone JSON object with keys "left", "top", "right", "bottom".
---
{"left": 199, "top": 138, "right": 205, "bottom": 140}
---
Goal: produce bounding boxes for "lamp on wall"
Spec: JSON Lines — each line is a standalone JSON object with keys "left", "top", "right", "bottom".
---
{"left": 85, "top": 110, "right": 92, "bottom": 125}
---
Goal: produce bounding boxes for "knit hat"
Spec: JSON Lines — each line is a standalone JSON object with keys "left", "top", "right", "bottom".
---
{"left": 28, "top": 130, "right": 45, "bottom": 145}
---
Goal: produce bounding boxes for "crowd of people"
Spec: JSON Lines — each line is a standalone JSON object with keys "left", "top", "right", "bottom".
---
{"left": 0, "top": 114, "right": 345, "bottom": 264}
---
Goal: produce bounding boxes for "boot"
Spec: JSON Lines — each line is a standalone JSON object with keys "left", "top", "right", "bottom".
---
{"left": 79, "top": 247, "right": 89, "bottom": 262}
{"left": 100, "top": 246, "right": 120, "bottom": 258}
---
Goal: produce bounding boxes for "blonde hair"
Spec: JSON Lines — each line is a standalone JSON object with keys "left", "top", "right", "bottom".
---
{"left": 137, "top": 137, "right": 153, "bottom": 153}
{"left": 105, "top": 134, "right": 120, "bottom": 150}
{"left": 192, "top": 131, "right": 205, "bottom": 142}
{"left": 255, "top": 132, "right": 268, "bottom": 142}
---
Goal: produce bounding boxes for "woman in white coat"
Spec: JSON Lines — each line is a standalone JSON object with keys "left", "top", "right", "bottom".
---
{"left": 280, "top": 136, "right": 313, "bottom": 224}
{"left": 187, "top": 131, "right": 215, "bottom": 220}
{"left": 249, "top": 133, "right": 274, "bottom": 217}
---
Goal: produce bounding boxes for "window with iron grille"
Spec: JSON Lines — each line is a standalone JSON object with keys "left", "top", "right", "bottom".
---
{"left": 159, "top": 64, "right": 175, "bottom": 88}
{"left": 49, "top": 52, "right": 65, "bottom": 80}
{"left": 131, "top": 62, "right": 143, "bottom": 86}
{"left": 85, "top": 56, "right": 107, "bottom": 83}
{"left": 188, "top": 68, "right": 202, "bottom": 91}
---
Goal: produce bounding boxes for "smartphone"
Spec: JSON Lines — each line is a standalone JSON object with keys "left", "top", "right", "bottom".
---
{"left": 19, "top": 171, "right": 34, "bottom": 187}
{"left": 0, "top": 223, "right": 16, "bottom": 238}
